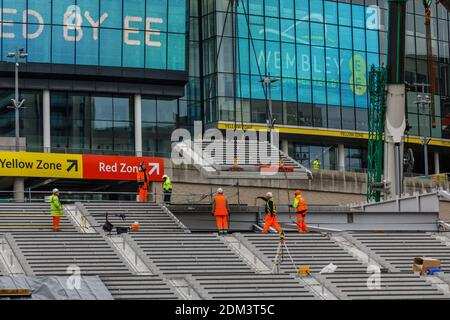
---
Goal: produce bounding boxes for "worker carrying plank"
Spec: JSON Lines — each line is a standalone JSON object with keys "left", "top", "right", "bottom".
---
{"left": 257, "top": 192, "right": 283, "bottom": 234}
{"left": 292, "top": 189, "right": 308, "bottom": 233}
{"left": 212, "top": 188, "right": 230, "bottom": 235}
{"left": 137, "top": 162, "right": 149, "bottom": 202}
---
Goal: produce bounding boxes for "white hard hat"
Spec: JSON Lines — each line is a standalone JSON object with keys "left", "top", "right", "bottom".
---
{"left": 217, "top": 188, "right": 224, "bottom": 194}
{"left": 52, "top": 188, "right": 59, "bottom": 194}
{"left": 266, "top": 192, "right": 273, "bottom": 198}
{"left": 162, "top": 175, "right": 168, "bottom": 179}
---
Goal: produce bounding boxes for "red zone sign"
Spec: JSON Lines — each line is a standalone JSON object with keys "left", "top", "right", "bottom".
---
{"left": 82, "top": 155, "right": 164, "bottom": 181}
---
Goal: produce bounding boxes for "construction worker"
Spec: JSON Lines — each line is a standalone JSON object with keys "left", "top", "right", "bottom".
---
{"left": 50, "top": 188, "right": 64, "bottom": 231}
{"left": 313, "top": 158, "right": 320, "bottom": 170}
{"left": 137, "top": 162, "right": 149, "bottom": 202}
{"left": 257, "top": 192, "right": 282, "bottom": 234}
{"left": 212, "top": 188, "right": 230, "bottom": 235}
{"left": 292, "top": 189, "right": 308, "bottom": 233}
{"left": 162, "top": 175, "right": 173, "bottom": 205}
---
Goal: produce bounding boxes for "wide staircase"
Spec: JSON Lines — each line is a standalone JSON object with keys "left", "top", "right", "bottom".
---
{"left": 173, "top": 139, "right": 311, "bottom": 179}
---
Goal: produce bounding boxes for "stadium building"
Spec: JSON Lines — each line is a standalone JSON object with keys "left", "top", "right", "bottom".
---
{"left": 0, "top": 0, "right": 449, "bottom": 192}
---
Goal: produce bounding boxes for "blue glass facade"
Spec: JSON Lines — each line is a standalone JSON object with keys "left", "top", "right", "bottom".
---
{"left": 0, "top": 0, "right": 187, "bottom": 71}
{"left": 236, "top": 0, "right": 380, "bottom": 108}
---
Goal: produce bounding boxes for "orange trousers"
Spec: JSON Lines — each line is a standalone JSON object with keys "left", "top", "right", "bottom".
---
{"left": 52, "top": 216, "right": 61, "bottom": 231}
{"left": 262, "top": 214, "right": 282, "bottom": 233}
{"left": 297, "top": 212, "right": 308, "bottom": 233}
{"left": 138, "top": 188, "right": 148, "bottom": 202}
{"left": 215, "top": 215, "right": 229, "bottom": 230}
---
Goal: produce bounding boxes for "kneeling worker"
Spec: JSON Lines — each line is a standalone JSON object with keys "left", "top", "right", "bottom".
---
{"left": 293, "top": 189, "right": 308, "bottom": 233}
{"left": 257, "top": 192, "right": 282, "bottom": 234}
{"left": 50, "top": 188, "right": 64, "bottom": 231}
{"left": 212, "top": 188, "right": 229, "bottom": 235}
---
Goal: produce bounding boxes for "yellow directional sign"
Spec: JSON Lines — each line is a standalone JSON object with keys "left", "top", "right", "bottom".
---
{"left": 0, "top": 152, "right": 83, "bottom": 179}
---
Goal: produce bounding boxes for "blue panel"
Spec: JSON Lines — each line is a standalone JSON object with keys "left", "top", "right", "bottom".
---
{"left": 324, "top": 1, "right": 337, "bottom": 25}
{"left": 327, "top": 82, "right": 341, "bottom": 106}
{"left": 353, "top": 28, "right": 366, "bottom": 51}
{"left": 280, "top": 19, "right": 295, "bottom": 43}
{"left": 283, "top": 78, "right": 297, "bottom": 101}
{"left": 312, "top": 81, "right": 326, "bottom": 104}
{"left": 298, "top": 79, "right": 312, "bottom": 103}
{"left": 266, "top": 41, "right": 281, "bottom": 77}
{"left": 167, "top": 33, "right": 185, "bottom": 70}
{"left": 295, "top": 21, "right": 310, "bottom": 45}
{"left": 311, "top": 46, "right": 325, "bottom": 81}
{"left": 52, "top": 25, "right": 75, "bottom": 64}
{"left": 169, "top": 0, "right": 186, "bottom": 33}
{"left": 28, "top": 0, "right": 51, "bottom": 23}
{"left": 100, "top": 28, "right": 122, "bottom": 67}
{"left": 3, "top": 0, "right": 26, "bottom": 22}
{"left": 310, "top": 22, "right": 324, "bottom": 46}
{"left": 296, "top": 44, "right": 310, "bottom": 80}
{"left": 265, "top": 17, "right": 280, "bottom": 41}
{"left": 310, "top": 0, "right": 324, "bottom": 19}
{"left": 325, "top": 48, "right": 339, "bottom": 83}
{"left": 100, "top": 0, "right": 123, "bottom": 29}
{"left": 352, "top": 5, "right": 365, "bottom": 29}
{"left": 338, "top": 2, "right": 351, "bottom": 26}
{"left": 325, "top": 25, "right": 338, "bottom": 48}
{"left": 339, "top": 26, "right": 352, "bottom": 50}
{"left": 295, "top": 0, "right": 309, "bottom": 21}
{"left": 248, "top": 0, "right": 264, "bottom": 16}
{"left": 282, "top": 42, "right": 296, "bottom": 78}
{"left": 280, "top": 0, "right": 295, "bottom": 19}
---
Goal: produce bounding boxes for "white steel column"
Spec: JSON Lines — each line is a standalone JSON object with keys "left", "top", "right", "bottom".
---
{"left": 43, "top": 90, "right": 51, "bottom": 153}
{"left": 338, "top": 144, "right": 345, "bottom": 172}
{"left": 434, "top": 152, "right": 440, "bottom": 174}
{"left": 134, "top": 94, "right": 143, "bottom": 157}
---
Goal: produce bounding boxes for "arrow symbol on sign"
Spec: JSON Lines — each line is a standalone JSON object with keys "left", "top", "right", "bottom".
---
{"left": 147, "top": 163, "right": 160, "bottom": 176}
{"left": 67, "top": 160, "right": 79, "bottom": 172}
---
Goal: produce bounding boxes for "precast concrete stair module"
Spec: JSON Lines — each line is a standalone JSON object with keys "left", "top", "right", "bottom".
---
{"left": 319, "top": 273, "right": 450, "bottom": 300}
{"left": 99, "top": 275, "right": 180, "bottom": 300}
{"left": 351, "top": 232, "right": 450, "bottom": 273}
{"left": 130, "top": 233, "right": 253, "bottom": 276}
{"left": 80, "top": 202, "right": 187, "bottom": 233}
{"left": 241, "top": 233, "right": 368, "bottom": 274}
{"left": 190, "top": 273, "right": 316, "bottom": 300}
{"left": 0, "top": 203, "right": 76, "bottom": 233}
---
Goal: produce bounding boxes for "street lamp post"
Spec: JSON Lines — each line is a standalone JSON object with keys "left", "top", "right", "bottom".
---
{"left": 7, "top": 48, "right": 28, "bottom": 202}
{"left": 7, "top": 48, "right": 28, "bottom": 152}
{"left": 259, "top": 74, "right": 279, "bottom": 145}
{"left": 413, "top": 83, "right": 432, "bottom": 176}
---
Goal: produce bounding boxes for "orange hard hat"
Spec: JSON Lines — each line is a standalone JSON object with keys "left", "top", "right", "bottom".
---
{"left": 295, "top": 190, "right": 302, "bottom": 195}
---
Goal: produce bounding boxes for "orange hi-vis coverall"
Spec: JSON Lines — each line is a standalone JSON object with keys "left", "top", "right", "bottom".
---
{"left": 213, "top": 194, "right": 229, "bottom": 232}
{"left": 293, "top": 194, "right": 308, "bottom": 232}
{"left": 137, "top": 169, "right": 149, "bottom": 202}
{"left": 262, "top": 197, "right": 282, "bottom": 233}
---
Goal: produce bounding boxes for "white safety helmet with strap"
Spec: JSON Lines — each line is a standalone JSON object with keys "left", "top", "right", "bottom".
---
{"left": 217, "top": 188, "right": 224, "bottom": 194}
{"left": 52, "top": 188, "right": 59, "bottom": 194}
{"left": 266, "top": 192, "right": 273, "bottom": 198}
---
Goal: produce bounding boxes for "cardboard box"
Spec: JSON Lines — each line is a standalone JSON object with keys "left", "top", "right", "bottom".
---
{"left": 413, "top": 257, "right": 441, "bottom": 275}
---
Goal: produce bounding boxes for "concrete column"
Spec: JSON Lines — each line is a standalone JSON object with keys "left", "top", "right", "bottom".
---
{"left": 434, "top": 152, "right": 440, "bottom": 174}
{"left": 14, "top": 178, "right": 25, "bottom": 202}
{"left": 134, "top": 94, "right": 143, "bottom": 157}
{"left": 338, "top": 144, "right": 345, "bottom": 172}
{"left": 43, "top": 90, "right": 51, "bottom": 153}
{"left": 281, "top": 140, "right": 288, "bottom": 154}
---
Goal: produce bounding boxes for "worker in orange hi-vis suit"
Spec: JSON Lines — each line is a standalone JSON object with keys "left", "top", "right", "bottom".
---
{"left": 292, "top": 189, "right": 308, "bottom": 233}
{"left": 136, "top": 162, "right": 149, "bottom": 202}
{"left": 212, "top": 188, "right": 230, "bottom": 235}
{"left": 257, "top": 192, "right": 282, "bottom": 234}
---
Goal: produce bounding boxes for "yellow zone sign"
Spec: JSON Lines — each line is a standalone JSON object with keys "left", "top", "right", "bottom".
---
{"left": 0, "top": 152, "right": 83, "bottom": 179}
